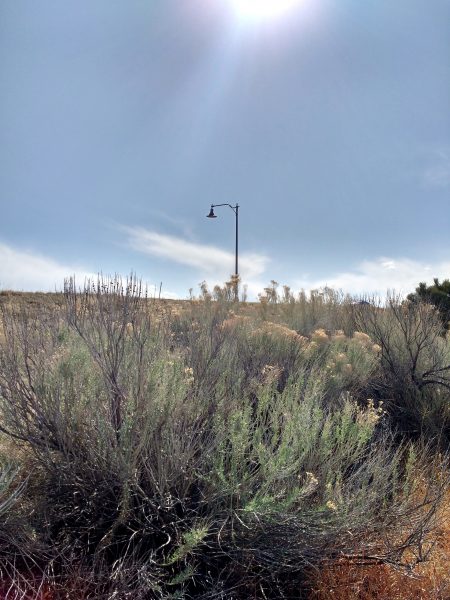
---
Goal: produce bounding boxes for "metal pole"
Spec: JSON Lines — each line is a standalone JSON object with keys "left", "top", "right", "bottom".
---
{"left": 235, "top": 205, "right": 239, "bottom": 279}
{"left": 235, "top": 204, "right": 239, "bottom": 301}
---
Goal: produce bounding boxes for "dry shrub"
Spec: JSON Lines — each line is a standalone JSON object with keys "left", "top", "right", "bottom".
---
{"left": 351, "top": 295, "right": 450, "bottom": 441}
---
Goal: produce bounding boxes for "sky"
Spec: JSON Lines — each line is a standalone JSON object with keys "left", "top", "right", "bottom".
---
{"left": 1, "top": 0, "right": 449, "bottom": 299}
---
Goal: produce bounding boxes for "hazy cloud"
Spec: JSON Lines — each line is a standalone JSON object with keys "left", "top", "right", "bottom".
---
{"left": 125, "top": 227, "right": 269, "bottom": 281}
{"left": 295, "top": 257, "right": 450, "bottom": 296}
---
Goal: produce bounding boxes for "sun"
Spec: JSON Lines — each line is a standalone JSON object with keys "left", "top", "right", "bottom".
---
{"left": 228, "top": 0, "right": 303, "bottom": 21}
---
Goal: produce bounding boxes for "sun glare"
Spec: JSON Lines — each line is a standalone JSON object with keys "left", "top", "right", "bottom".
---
{"left": 229, "top": 0, "right": 303, "bottom": 21}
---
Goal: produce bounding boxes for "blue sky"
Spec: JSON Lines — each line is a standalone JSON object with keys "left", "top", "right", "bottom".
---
{"left": 1, "top": 0, "right": 449, "bottom": 298}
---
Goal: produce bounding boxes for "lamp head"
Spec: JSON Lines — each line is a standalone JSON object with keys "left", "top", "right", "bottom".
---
{"left": 206, "top": 206, "right": 217, "bottom": 218}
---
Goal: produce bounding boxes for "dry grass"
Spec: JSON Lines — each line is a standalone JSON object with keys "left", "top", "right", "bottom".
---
{"left": 310, "top": 489, "right": 450, "bottom": 599}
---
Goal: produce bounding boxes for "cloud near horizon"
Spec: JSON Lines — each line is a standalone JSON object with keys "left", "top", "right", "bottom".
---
{"left": 125, "top": 227, "right": 269, "bottom": 281}
{"left": 126, "top": 228, "right": 449, "bottom": 299}
{"left": 0, "top": 238, "right": 448, "bottom": 300}
{"left": 296, "top": 257, "right": 450, "bottom": 297}
{"left": 0, "top": 242, "right": 179, "bottom": 298}
{"left": 0, "top": 242, "right": 95, "bottom": 292}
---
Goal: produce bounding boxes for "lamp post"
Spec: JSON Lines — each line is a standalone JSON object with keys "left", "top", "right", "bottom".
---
{"left": 206, "top": 203, "right": 239, "bottom": 299}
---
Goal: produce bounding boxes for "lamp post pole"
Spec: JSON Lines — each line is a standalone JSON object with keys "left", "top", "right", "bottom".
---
{"left": 206, "top": 203, "right": 239, "bottom": 299}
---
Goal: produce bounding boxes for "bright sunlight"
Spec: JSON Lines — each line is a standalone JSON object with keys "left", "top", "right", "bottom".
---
{"left": 228, "top": 0, "right": 304, "bottom": 21}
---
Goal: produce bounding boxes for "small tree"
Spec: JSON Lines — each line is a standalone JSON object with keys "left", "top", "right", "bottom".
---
{"left": 408, "top": 278, "right": 450, "bottom": 330}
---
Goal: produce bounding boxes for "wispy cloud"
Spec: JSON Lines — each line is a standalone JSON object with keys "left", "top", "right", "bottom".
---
{"left": 295, "top": 257, "right": 450, "bottom": 297}
{"left": 125, "top": 227, "right": 269, "bottom": 281}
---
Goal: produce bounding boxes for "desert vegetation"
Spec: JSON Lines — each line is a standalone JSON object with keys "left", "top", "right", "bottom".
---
{"left": 0, "top": 277, "right": 449, "bottom": 599}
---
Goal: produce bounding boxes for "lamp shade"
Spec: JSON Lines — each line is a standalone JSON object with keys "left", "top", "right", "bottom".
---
{"left": 206, "top": 207, "right": 217, "bottom": 218}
